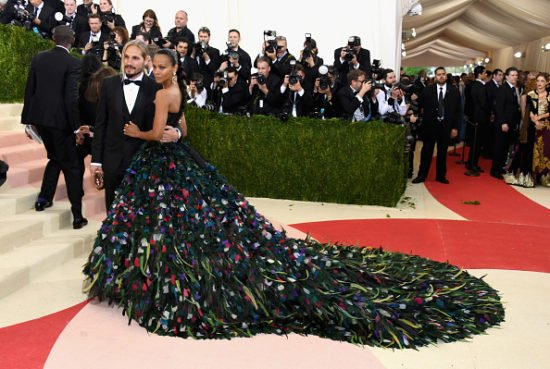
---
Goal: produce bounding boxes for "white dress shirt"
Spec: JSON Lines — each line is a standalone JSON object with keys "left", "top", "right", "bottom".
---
{"left": 123, "top": 73, "right": 144, "bottom": 114}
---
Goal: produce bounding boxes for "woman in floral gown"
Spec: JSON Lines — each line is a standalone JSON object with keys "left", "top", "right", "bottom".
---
{"left": 528, "top": 74, "right": 550, "bottom": 186}
{"left": 83, "top": 49, "right": 504, "bottom": 349}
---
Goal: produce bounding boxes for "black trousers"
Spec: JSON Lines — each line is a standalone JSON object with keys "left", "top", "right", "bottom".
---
{"left": 36, "top": 125, "right": 84, "bottom": 219}
{"left": 491, "top": 129, "right": 513, "bottom": 174}
{"left": 466, "top": 121, "right": 483, "bottom": 169}
{"left": 418, "top": 122, "right": 451, "bottom": 180}
{"left": 103, "top": 169, "right": 125, "bottom": 213}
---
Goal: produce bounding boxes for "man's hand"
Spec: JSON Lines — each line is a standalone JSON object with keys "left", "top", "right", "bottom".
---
{"left": 450, "top": 128, "right": 458, "bottom": 138}
{"left": 501, "top": 123, "right": 509, "bottom": 133}
{"left": 161, "top": 126, "right": 180, "bottom": 143}
{"left": 218, "top": 61, "right": 228, "bottom": 72}
{"left": 358, "top": 81, "right": 372, "bottom": 97}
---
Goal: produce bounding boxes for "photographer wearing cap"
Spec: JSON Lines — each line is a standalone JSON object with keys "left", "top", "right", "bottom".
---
{"left": 333, "top": 36, "right": 371, "bottom": 86}
{"left": 248, "top": 56, "right": 283, "bottom": 115}
{"left": 376, "top": 68, "right": 407, "bottom": 118}
{"left": 336, "top": 69, "right": 373, "bottom": 122}
{"left": 280, "top": 63, "right": 313, "bottom": 118}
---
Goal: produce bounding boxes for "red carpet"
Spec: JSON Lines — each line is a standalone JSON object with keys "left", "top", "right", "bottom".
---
{"left": 0, "top": 301, "right": 88, "bottom": 369}
{"left": 424, "top": 152, "right": 550, "bottom": 227}
{"left": 291, "top": 218, "right": 550, "bottom": 273}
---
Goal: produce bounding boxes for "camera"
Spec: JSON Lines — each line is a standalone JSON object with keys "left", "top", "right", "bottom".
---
{"left": 152, "top": 37, "right": 168, "bottom": 47}
{"left": 193, "top": 41, "right": 209, "bottom": 55}
{"left": 371, "top": 59, "right": 383, "bottom": 79}
{"left": 347, "top": 36, "right": 361, "bottom": 47}
{"left": 263, "top": 30, "right": 278, "bottom": 54}
{"left": 263, "top": 30, "right": 276, "bottom": 37}
{"left": 255, "top": 73, "right": 267, "bottom": 85}
{"left": 318, "top": 65, "right": 330, "bottom": 90}
{"left": 101, "top": 13, "right": 115, "bottom": 26}
{"left": 302, "top": 33, "right": 314, "bottom": 59}
{"left": 343, "top": 46, "right": 355, "bottom": 62}
{"left": 289, "top": 72, "right": 302, "bottom": 85}
{"left": 215, "top": 71, "right": 229, "bottom": 88}
{"left": 11, "top": 1, "right": 35, "bottom": 31}
{"left": 54, "top": 12, "right": 74, "bottom": 24}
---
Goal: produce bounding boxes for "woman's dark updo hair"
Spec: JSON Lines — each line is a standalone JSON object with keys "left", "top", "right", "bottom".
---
{"left": 155, "top": 48, "right": 186, "bottom": 113}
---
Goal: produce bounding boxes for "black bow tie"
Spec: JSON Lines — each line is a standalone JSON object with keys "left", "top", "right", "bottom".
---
{"left": 123, "top": 79, "right": 142, "bottom": 86}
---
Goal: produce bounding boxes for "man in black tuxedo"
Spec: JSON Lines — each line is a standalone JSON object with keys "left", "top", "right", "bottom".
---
{"left": 91, "top": 40, "right": 183, "bottom": 211}
{"left": 21, "top": 25, "right": 87, "bottom": 229}
{"left": 413, "top": 66, "right": 461, "bottom": 184}
{"left": 0, "top": 0, "right": 15, "bottom": 24}
{"left": 91, "top": 40, "right": 157, "bottom": 211}
{"left": 465, "top": 65, "right": 490, "bottom": 175}
{"left": 335, "top": 69, "right": 373, "bottom": 122}
{"left": 264, "top": 35, "right": 296, "bottom": 79}
{"left": 333, "top": 36, "right": 372, "bottom": 86}
{"left": 26, "top": 0, "right": 55, "bottom": 38}
{"left": 191, "top": 27, "right": 220, "bottom": 93}
{"left": 484, "top": 68, "right": 503, "bottom": 158}
{"left": 491, "top": 67, "right": 520, "bottom": 179}
{"left": 78, "top": 13, "right": 107, "bottom": 56}
{"left": 248, "top": 56, "right": 283, "bottom": 115}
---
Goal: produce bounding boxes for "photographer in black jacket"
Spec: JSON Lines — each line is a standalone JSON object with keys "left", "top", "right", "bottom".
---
{"left": 248, "top": 56, "right": 283, "bottom": 115}
{"left": 280, "top": 63, "right": 313, "bottom": 118}
{"left": 191, "top": 27, "right": 220, "bottom": 95}
{"left": 0, "top": 0, "right": 15, "bottom": 24}
{"left": 218, "top": 67, "right": 250, "bottom": 114}
{"left": 333, "top": 36, "right": 371, "bottom": 86}
{"left": 97, "top": 0, "right": 125, "bottom": 35}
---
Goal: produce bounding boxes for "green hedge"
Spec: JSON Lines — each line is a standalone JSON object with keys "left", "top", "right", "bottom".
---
{"left": 0, "top": 24, "right": 54, "bottom": 102}
{"left": 186, "top": 108, "right": 406, "bottom": 207}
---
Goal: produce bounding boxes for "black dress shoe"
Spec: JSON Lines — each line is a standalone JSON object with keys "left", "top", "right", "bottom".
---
{"left": 412, "top": 177, "right": 425, "bottom": 184}
{"left": 436, "top": 177, "right": 450, "bottom": 184}
{"left": 73, "top": 218, "right": 88, "bottom": 229}
{"left": 35, "top": 201, "right": 53, "bottom": 211}
{"left": 490, "top": 172, "right": 504, "bottom": 180}
{"left": 474, "top": 166, "right": 485, "bottom": 173}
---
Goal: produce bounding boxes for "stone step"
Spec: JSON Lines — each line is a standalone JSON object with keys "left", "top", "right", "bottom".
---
{"left": 0, "top": 131, "right": 31, "bottom": 148}
{"left": 0, "top": 187, "right": 37, "bottom": 216}
{"left": 0, "top": 103, "right": 23, "bottom": 117}
{"left": 0, "top": 141, "right": 45, "bottom": 165}
{"left": 0, "top": 222, "right": 99, "bottom": 299}
{"left": 0, "top": 116, "right": 23, "bottom": 132}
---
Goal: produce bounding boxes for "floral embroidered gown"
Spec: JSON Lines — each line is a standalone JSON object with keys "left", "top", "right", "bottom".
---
{"left": 83, "top": 112, "right": 504, "bottom": 349}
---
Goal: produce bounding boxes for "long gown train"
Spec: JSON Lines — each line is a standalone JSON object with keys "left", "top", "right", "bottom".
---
{"left": 84, "top": 139, "right": 504, "bottom": 349}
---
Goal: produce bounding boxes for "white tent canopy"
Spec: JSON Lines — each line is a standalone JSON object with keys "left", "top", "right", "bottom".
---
{"left": 402, "top": 0, "right": 550, "bottom": 68}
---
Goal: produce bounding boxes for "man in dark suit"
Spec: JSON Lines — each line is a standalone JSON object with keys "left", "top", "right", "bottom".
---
{"left": 165, "top": 10, "right": 194, "bottom": 52}
{"left": 0, "top": 0, "right": 16, "bottom": 24}
{"left": 333, "top": 36, "right": 372, "bottom": 86}
{"left": 465, "top": 65, "right": 490, "bottom": 175}
{"left": 221, "top": 29, "right": 252, "bottom": 83}
{"left": 21, "top": 25, "right": 87, "bottom": 229}
{"left": 484, "top": 68, "right": 503, "bottom": 158}
{"left": 91, "top": 40, "right": 158, "bottom": 211}
{"left": 190, "top": 27, "right": 219, "bottom": 93}
{"left": 78, "top": 13, "right": 108, "bottom": 56}
{"left": 413, "top": 66, "right": 461, "bottom": 184}
{"left": 335, "top": 69, "right": 373, "bottom": 122}
{"left": 491, "top": 67, "right": 520, "bottom": 179}
{"left": 248, "top": 56, "right": 283, "bottom": 115}
{"left": 219, "top": 67, "right": 250, "bottom": 114}
{"left": 26, "top": 0, "right": 55, "bottom": 38}
{"left": 55, "top": 0, "right": 87, "bottom": 46}
{"left": 280, "top": 63, "right": 313, "bottom": 117}
{"left": 174, "top": 38, "right": 198, "bottom": 83}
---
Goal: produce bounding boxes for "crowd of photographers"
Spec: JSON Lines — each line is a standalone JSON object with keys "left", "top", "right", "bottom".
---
{"left": 1, "top": 0, "right": 415, "bottom": 124}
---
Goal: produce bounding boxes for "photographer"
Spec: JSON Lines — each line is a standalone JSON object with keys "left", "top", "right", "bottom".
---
{"left": 333, "top": 36, "right": 372, "bottom": 86}
{"left": 313, "top": 65, "right": 340, "bottom": 119}
{"left": 248, "top": 56, "right": 283, "bottom": 115}
{"left": 218, "top": 67, "right": 250, "bottom": 114}
{"left": 280, "top": 63, "right": 313, "bottom": 118}
{"left": 220, "top": 29, "right": 252, "bottom": 83}
{"left": 400, "top": 76, "right": 422, "bottom": 178}
{"left": 101, "top": 26, "right": 127, "bottom": 70}
{"left": 24, "top": 0, "right": 56, "bottom": 38}
{"left": 130, "top": 9, "right": 162, "bottom": 44}
{"left": 98, "top": 0, "right": 125, "bottom": 35}
{"left": 78, "top": 13, "right": 107, "bottom": 56}
{"left": 175, "top": 37, "right": 198, "bottom": 84}
{"left": 191, "top": 27, "right": 221, "bottom": 94}
{"left": 376, "top": 68, "right": 407, "bottom": 118}
{"left": 266, "top": 35, "right": 296, "bottom": 80}
{"left": 187, "top": 73, "right": 207, "bottom": 108}
{"left": 76, "top": 0, "right": 98, "bottom": 18}
{"left": 336, "top": 69, "right": 373, "bottom": 122}
{"left": 0, "top": 0, "right": 15, "bottom": 24}
{"left": 299, "top": 35, "right": 324, "bottom": 92}
{"left": 165, "top": 10, "right": 194, "bottom": 52}
{"left": 55, "top": 0, "right": 88, "bottom": 47}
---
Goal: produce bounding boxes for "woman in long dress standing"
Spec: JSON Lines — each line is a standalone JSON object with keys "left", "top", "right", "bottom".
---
{"left": 83, "top": 49, "right": 505, "bottom": 349}
{"left": 529, "top": 74, "right": 550, "bottom": 186}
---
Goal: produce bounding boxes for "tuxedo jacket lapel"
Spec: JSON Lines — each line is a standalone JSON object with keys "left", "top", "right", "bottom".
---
{"left": 117, "top": 81, "right": 130, "bottom": 123}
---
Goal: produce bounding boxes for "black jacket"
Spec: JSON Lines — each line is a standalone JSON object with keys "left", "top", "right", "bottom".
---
{"left": 333, "top": 47, "right": 372, "bottom": 84}
{"left": 495, "top": 82, "right": 521, "bottom": 131}
{"left": 0, "top": 2, "right": 15, "bottom": 24}
{"left": 221, "top": 79, "right": 250, "bottom": 114}
{"left": 166, "top": 26, "right": 194, "bottom": 54}
{"left": 130, "top": 24, "right": 163, "bottom": 42}
{"left": 25, "top": 3, "right": 55, "bottom": 38}
{"left": 91, "top": 75, "right": 159, "bottom": 174}
{"left": 470, "top": 80, "right": 489, "bottom": 126}
{"left": 22, "top": 46, "right": 81, "bottom": 131}
{"left": 336, "top": 85, "right": 371, "bottom": 121}
{"left": 249, "top": 74, "right": 283, "bottom": 115}
{"left": 419, "top": 83, "right": 461, "bottom": 136}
